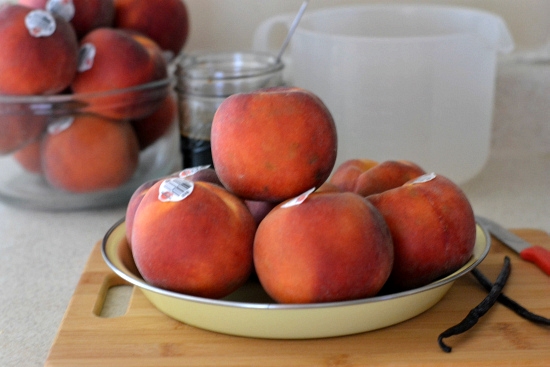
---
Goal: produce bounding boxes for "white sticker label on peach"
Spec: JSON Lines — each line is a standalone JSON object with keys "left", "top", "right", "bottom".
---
{"left": 46, "top": 0, "right": 75, "bottom": 22}
{"left": 25, "top": 10, "right": 56, "bottom": 38}
{"left": 158, "top": 178, "right": 194, "bottom": 202}
{"left": 408, "top": 172, "right": 437, "bottom": 185}
{"left": 47, "top": 116, "right": 74, "bottom": 134}
{"left": 281, "top": 187, "right": 315, "bottom": 208}
{"left": 77, "top": 43, "right": 96, "bottom": 72}
{"left": 179, "top": 165, "right": 211, "bottom": 178}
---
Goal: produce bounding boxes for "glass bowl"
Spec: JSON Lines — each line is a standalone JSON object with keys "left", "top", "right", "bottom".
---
{"left": 0, "top": 78, "right": 180, "bottom": 210}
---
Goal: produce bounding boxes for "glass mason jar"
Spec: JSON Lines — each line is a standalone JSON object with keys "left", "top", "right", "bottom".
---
{"left": 175, "top": 52, "right": 284, "bottom": 168}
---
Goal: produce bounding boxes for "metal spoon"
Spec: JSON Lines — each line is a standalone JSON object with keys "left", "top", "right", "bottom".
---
{"left": 276, "top": 0, "right": 309, "bottom": 63}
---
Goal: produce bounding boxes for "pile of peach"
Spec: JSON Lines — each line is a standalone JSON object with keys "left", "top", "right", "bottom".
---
{"left": 126, "top": 86, "right": 477, "bottom": 304}
{"left": 0, "top": 0, "right": 188, "bottom": 193}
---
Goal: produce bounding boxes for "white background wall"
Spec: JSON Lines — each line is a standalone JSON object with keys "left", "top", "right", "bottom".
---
{"left": 1, "top": 0, "right": 549, "bottom": 54}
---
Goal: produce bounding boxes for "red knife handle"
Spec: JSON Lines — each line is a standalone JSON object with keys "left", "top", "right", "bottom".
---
{"left": 520, "top": 246, "right": 550, "bottom": 276}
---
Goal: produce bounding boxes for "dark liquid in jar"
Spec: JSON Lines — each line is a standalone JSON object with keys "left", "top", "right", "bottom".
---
{"left": 181, "top": 136, "right": 213, "bottom": 168}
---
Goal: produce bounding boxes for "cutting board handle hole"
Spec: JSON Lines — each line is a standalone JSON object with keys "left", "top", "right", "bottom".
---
{"left": 94, "top": 275, "right": 134, "bottom": 318}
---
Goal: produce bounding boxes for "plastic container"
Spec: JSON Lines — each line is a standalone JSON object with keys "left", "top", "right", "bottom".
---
{"left": 253, "top": 5, "right": 515, "bottom": 183}
{"left": 0, "top": 78, "right": 180, "bottom": 210}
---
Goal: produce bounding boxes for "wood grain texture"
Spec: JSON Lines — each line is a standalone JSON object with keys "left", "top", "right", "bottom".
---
{"left": 45, "top": 229, "right": 550, "bottom": 367}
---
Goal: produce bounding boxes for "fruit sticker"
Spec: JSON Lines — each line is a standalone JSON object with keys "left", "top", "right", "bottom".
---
{"left": 158, "top": 177, "right": 194, "bottom": 202}
{"left": 407, "top": 172, "right": 437, "bottom": 185}
{"left": 46, "top": 0, "right": 75, "bottom": 22}
{"left": 178, "top": 165, "right": 211, "bottom": 178}
{"left": 25, "top": 9, "right": 56, "bottom": 38}
{"left": 77, "top": 43, "right": 96, "bottom": 72}
{"left": 47, "top": 116, "right": 74, "bottom": 135}
{"left": 281, "top": 187, "right": 315, "bottom": 208}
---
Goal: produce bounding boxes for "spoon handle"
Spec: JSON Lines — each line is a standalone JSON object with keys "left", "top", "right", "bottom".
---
{"left": 276, "top": 0, "right": 309, "bottom": 63}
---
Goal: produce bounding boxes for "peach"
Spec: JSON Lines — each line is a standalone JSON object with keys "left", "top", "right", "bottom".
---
{"left": 254, "top": 190, "right": 394, "bottom": 304}
{"left": 69, "top": 0, "right": 115, "bottom": 38}
{"left": 0, "top": 114, "right": 47, "bottom": 154}
{"left": 329, "top": 158, "right": 378, "bottom": 192}
{"left": 18, "top": 0, "right": 115, "bottom": 38}
{"left": 315, "top": 181, "right": 342, "bottom": 193}
{"left": 71, "top": 27, "right": 167, "bottom": 120}
{"left": 125, "top": 166, "right": 222, "bottom": 246}
{"left": 367, "top": 173, "right": 477, "bottom": 291}
{"left": 177, "top": 166, "right": 222, "bottom": 186}
{"left": 125, "top": 178, "right": 157, "bottom": 246}
{"left": 211, "top": 87, "right": 338, "bottom": 202}
{"left": 353, "top": 160, "right": 426, "bottom": 197}
{"left": 131, "top": 94, "right": 176, "bottom": 150}
{"left": 13, "top": 139, "right": 43, "bottom": 174}
{"left": 131, "top": 178, "right": 256, "bottom": 298}
{"left": 42, "top": 114, "right": 139, "bottom": 192}
{"left": 244, "top": 199, "right": 278, "bottom": 225}
{"left": 114, "top": 0, "right": 189, "bottom": 56}
{"left": 0, "top": 4, "right": 79, "bottom": 95}
{"left": 17, "top": 0, "right": 45, "bottom": 8}
{"left": 125, "top": 30, "right": 168, "bottom": 81}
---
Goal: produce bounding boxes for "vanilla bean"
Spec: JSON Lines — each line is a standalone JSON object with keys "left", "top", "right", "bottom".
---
{"left": 471, "top": 268, "right": 550, "bottom": 326}
{"left": 438, "top": 256, "right": 511, "bottom": 353}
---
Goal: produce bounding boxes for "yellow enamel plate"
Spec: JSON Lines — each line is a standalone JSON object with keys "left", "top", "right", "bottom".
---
{"left": 102, "top": 219, "right": 490, "bottom": 339}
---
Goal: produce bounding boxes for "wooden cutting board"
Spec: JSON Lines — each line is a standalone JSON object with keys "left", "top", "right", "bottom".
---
{"left": 45, "top": 229, "right": 550, "bottom": 367}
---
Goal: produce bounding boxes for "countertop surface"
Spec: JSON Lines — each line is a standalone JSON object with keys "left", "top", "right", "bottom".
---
{"left": 2, "top": 60, "right": 550, "bottom": 366}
